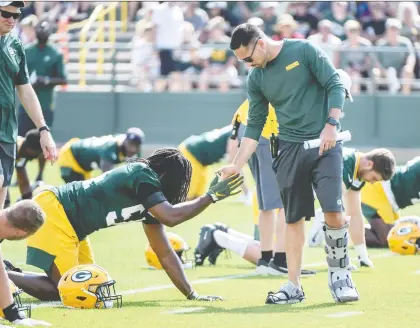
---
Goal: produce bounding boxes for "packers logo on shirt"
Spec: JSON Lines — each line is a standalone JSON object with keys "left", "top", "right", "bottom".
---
{"left": 286, "top": 61, "right": 299, "bottom": 71}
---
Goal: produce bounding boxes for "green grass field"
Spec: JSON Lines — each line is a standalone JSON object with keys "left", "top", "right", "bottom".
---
{"left": 1, "top": 162, "right": 420, "bottom": 328}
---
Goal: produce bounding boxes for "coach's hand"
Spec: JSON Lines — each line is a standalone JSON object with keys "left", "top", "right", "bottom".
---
{"left": 40, "top": 130, "right": 57, "bottom": 164}
{"left": 217, "top": 164, "right": 241, "bottom": 180}
{"left": 206, "top": 173, "right": 243, "bottom": 203}
{"left": 187, "top": 291, "right": 224, "bottom": 301}
{"left": 319, "top": 124, "right": 338, "bottom": 156}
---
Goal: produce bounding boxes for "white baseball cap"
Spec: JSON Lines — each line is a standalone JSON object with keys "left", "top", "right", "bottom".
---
{"left": 336, "top": 69, "right": 353, "bottom": 102}
{"left": 0, "top": 1, "right": 25, "bottom": 7}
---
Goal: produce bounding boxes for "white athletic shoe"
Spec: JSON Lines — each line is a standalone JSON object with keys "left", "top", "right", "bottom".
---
{"left": 348, "top": 262, "right": 358, "bottom": 271}
{"left": 265, "top": 281, "right": 305, "bottom": 304}
{"left": 308, "top": 211, "right": 325, "bottom": 247}
{"left": 329, "top": 269, "right": 359, "bottom": 303}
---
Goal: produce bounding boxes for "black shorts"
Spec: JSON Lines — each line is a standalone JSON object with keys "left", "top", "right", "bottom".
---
{"left": 0, "top": 142, "right": 16, "bottom": 187}
{"left": 272, "top": 141, "right": 344, "bottom": 224}
{"left": 18, "top": 106, "right": 54, "bottom": 137}
{"left": 158, "top": 50, "right": 175, "bottom": 76}
{"left": 60, "top": 167, "right": 85, "bottom": 183}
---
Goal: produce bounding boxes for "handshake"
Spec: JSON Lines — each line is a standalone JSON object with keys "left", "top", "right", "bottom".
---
{"left": 206, "top": 166, "right": 244, "bottom": 203}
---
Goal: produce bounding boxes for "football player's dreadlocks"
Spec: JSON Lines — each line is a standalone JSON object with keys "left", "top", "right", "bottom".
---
{"left": 132, "top": 148, "right": 192, "bottom": 204}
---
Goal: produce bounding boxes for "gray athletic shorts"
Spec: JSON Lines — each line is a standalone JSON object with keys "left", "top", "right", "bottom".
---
{"left": 0, "top": 142, "right": 16, "bottom": 187}
{"left": 238, "top": 124, "right": 283, "bottom": 210}
{"left": 272, "top": 140, "right": 344, "bottom": 224}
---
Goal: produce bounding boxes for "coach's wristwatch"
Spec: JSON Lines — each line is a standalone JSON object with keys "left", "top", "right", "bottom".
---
{"left": 326, "top": 117, "right": 339, "bottom": 127}
{"left": 39, "top": 125, "right": 50, "bottom": 133}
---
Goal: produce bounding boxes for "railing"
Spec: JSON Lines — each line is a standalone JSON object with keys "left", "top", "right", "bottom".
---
{"left": 78, "top": 2, "right": 126, "bottom": 87}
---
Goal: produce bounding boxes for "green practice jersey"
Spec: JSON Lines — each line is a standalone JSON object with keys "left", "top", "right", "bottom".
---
{"left": 53, "top": 162, "right": 166, "bottom": 240}
{"left": 70, "top": 135, "right": 125, "bottom": 171}
{"left": 0, "top": 33, "right": 29, "bottom": 143}
{"left": 343, "top": 148, "right": 365, "bottom": 191}
{"left": 391, "top": 157, "right": 420, "bottom": 209}
{"left": 183, "top": 125, "right": 232, "bottom": 166}
{"left": 245, "top": 39, "right": 346, "bottom": 143}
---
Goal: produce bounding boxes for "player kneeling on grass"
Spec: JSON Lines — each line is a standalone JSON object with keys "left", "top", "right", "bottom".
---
{"left": 308, "top": 147, "right": 395, "bottom": 269}
{"left": 5, "top": 148, "right": 243, "bottom": 303}
{"left": 361, "top": 157, "right": 420, "bottom": 249}
{"left": 0, "top": 199, "right": 49, "bottom": 326}
{"left": 387, "top": 216, "right": 420, "bottom": 255}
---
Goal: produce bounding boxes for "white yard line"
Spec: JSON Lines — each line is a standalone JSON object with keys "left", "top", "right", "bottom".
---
{"left": 162, "top": 307, "right": 205, "bottom": 314}
{"left": 32, "top": 252, "right": 393, "bottom": 309}
{"left": 414, "top": 270, "right": 420, "bottom": 275}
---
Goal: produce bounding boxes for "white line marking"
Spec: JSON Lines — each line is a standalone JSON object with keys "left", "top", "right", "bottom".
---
{"left": 414, "top": 270, "right": 420, "bottom": 275}
{"left": 162, "top": 307, "right": 205, "bottom": 314}
{"left": 31, "top": 252, "right": 393, "bottom": 309}
{"left": 326, "top": 311, "right": 363, "bottom": 318}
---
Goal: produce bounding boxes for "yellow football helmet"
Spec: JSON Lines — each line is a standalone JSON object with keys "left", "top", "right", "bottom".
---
{"left": 0, "top": 280, "right": 31, "bottom": 319}
{"left": 145, "top": 232, "right": 192, "bottom": 269}
{"left": 58, "top": 264, "right": 122, "bottom": 309}
{"left": 387, "top": 216, "right": 420, "bottom": 255}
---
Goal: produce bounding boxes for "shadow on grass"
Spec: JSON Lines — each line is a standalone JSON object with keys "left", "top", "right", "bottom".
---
{"left": 179, "top": 301, "right": 345, "bottom": 315}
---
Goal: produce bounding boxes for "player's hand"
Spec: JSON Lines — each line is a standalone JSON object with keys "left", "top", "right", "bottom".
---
{"left": 217, "top": 164, "right": 241, "bottom": 180}
{"left": 206, "top": 173, "right": 243, "bottom": 203}
{"left": 319, "top": 124, "right": 338, "bottom": 156}
{"left": 39, "top": 130, "right": 57, "bottom": 164}
{"left": 11, "top": 318, "right": 52, "bottom": 326}
{"left": 187, "top": 291, "right": 224, "bottom": 301}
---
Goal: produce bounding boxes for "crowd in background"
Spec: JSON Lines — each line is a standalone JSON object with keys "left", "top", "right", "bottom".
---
{"left": 10, "top": 1, "right": 420, "bottom": 94}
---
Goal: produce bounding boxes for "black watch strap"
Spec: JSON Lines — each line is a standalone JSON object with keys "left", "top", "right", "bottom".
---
{"left": 326, "top": 117, "right": 339, "bottom": 126}
{"left": 39, "top": 125, "right": 50, "bottom": 132}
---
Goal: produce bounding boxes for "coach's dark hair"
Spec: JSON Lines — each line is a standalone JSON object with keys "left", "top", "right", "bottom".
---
{"left": 366, "top": 148, "right": 396, "bottom": 181}
{"left": 131, "top": 148, "right": 191, "bottom": 204}
{"left": 6, "top": 200, "right": 45, "bottom": 234}
{"left": 230, "top": 23, "right": 263, "bottom": 50}
{"left": 24, "top": 129, "right": 42, "bottom": 153}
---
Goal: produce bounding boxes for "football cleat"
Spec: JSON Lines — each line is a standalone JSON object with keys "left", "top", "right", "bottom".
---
{"left": 194, "top": 224, "right": 218, "bottom": 266}
{"left": 3, "top": 260, "right": 22, "bottom": 273}
{"left": 255, "top": 258, "right": 271, "bottom": 275}
{"left": 207, "top": 222, "right": 230, "bottom": 265}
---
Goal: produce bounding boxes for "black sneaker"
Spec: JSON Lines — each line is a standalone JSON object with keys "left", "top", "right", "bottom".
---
{"left": 3, "top": 260, "right": 22, "bottom": 273}
{"left": 255, "top": 258, "right": 271, "bottom": 274}
{"left": 207, "top": 222, "right": 229, "bottom": 265}
{"left": 266, "top": 281, "right": 306, "bottom": 304}
{"left": 194, "top": 224, "right": 217, "bottom": 266}
{"left": 213, "top": 222, "right": 229, "bottom": 233}
{"left": 267, "top": 259, "right": 288, "bottom": 276}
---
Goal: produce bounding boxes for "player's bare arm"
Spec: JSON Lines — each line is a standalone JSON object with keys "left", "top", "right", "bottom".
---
{"left": 149, "top": 174, "right": 244, "bottom": 227}
{"left": 219, "top": 138, "right": 258, "bottom": 179}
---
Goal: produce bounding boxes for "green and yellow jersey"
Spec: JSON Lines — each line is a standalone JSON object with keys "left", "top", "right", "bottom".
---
{"left": 233, "top": 99, "right": 278, "bottom": 139}
{"left": 343, "top": 148, "right": 365, "bottom": 191}
{"left": 391, "top": 157, "right": 420, "bottom": 209}
{"left": 181, "top": 126, "right": 232, "bottom": 166}
{"left": 52, "top": 162, "right": 165, "bottom": 241}
{"left": 70, "top": 135, "right": 127, "bottom": 172}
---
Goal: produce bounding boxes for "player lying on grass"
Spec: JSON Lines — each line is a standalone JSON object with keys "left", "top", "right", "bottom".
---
{"left": 5, "top": 148, "right": 243, "bottom": 302}
{"left": 57, "top": 127, "right": 145, "bottom": 183}
{"left": 309, "top": 147, "right": 396, "bottom": 269}
{"left": 0, "top": 199, "right": 48, "bottom": 326}
{"left": 178, "top": 125, "right": 252, "bottom": 204}
{"left": 5, "top": 129, "right": 43, "bottom": 208}
{"left": 361, "top": 156, "right": 420, "bottom": 248}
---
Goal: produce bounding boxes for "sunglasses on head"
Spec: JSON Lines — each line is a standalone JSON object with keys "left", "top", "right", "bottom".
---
{"left": 0, "top": 9, "right": 20, "bottom": 20}
{"left": 241, "top": 37, "right": 261, "bottom": 63}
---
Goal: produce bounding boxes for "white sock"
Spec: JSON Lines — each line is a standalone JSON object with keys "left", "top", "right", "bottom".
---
{"left": 226, "top": 228, "right": 254, "bottom": 241}
{"left": 354, "top": 243, "right": 369, "bottom": 260}
{"left": 213, "top": 230, "right": 249, "bottom": 258}
{"left": 315, "top": 208, "right": 324, "bottom": 221}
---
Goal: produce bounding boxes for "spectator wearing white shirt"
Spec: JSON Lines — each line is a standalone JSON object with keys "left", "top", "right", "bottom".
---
{"left": 151, "top": 2, "right": 184, "bottom": 92}
{"left": 307, "top": 19, "right": 342, "bottom": 67}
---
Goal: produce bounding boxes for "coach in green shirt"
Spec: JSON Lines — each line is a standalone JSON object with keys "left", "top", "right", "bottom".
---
{"left": 18, "top": 19, "right": 66, "bottom": 182}
{"left": 0, "top": 1, "right": 57, "bottom": 325}
{"left": 219, "top": 23, "right": 358, "bottom": 305}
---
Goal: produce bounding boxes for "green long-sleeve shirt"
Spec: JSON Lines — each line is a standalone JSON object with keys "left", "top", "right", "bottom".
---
{"left": 244, "top": 39, "right": 346, "bottom": 143}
